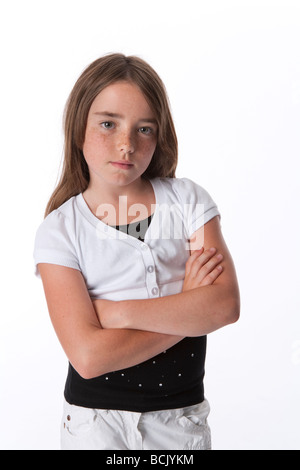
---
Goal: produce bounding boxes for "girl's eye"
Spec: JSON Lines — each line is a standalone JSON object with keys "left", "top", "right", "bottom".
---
{"left": 139, "top": 127, "right": 152, "bottom": 135}
{"left": 101, "top": 121, "right": 115, "bottom": 130}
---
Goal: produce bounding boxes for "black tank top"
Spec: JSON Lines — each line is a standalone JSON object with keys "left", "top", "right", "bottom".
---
{"left": 64, "top": 214, "right": 206, "bottom": 411}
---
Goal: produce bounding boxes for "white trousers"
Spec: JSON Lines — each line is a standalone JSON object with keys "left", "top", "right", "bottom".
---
{"left": 60, "top": 398, "right": 211, "bottom": 450}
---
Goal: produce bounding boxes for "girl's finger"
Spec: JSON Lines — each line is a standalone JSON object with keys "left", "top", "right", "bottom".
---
{"left": 195, "top": 253, "right": 223, "bottom": 278}
{"left": 188, "top": 247, "right": 218, "bottom": 277}
{"left": 185, "top": 247, "right": 204, "bottom": 274}
{"left": 200, "top": 265, "right": 223, "bottom": 287}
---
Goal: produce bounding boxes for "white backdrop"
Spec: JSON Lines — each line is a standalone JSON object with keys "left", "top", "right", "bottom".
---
{"left": 1, "top": 0, "right": 299, "bottom": 450}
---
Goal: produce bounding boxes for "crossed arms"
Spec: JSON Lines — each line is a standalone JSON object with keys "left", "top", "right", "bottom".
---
{"left": 38, "top": 216, "right": 240, "bottom": 379}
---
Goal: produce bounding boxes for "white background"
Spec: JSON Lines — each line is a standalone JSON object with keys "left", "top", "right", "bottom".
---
{"left": 0, "top": 0, "right": 299, "bottom": 450}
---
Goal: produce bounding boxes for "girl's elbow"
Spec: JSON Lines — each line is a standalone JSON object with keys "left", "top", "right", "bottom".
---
{"left": 75, "top": 364, "right": 96, "bottom": 380}
{"left": 224, "top": 294, "right": 240, "bottom": 325}
{"left": 75, "top": 362, "right": 106, "bottom": 380}
{"left": 72, "top": 351, "right": 106, "bottom": 380}
{"left": 72, "top": 359, "right": 95, "bottom": 380}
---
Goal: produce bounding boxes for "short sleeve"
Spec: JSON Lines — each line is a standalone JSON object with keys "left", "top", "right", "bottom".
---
{"left": 33, "top": 210, "right": 80, "bottom": 277}
{"left": 172, "top": 177, "right": 220, "bottom": 238}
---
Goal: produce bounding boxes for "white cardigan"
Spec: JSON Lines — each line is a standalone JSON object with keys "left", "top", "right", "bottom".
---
{"left": 34, "top": 177, "right": 220, "bottom": 302}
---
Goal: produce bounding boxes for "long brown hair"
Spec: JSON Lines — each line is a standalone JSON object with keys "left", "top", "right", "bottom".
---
{"left": 45, "top": 53, "right": 178, "bottom": 217}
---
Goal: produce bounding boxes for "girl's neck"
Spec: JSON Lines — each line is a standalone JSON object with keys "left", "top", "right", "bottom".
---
{"left": 82, "top": 177, "right": 155, "bottom": 226}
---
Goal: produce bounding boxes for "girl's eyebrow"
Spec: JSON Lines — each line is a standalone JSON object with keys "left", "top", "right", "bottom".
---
{"left": 94, "top": 111, "right": 122, "bottom": 118}
{"left": 94, "top": 111, "right": 157, "bottom": 124}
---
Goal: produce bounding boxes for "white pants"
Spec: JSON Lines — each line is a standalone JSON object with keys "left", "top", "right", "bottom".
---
{"left": 61, "top": 398, "right": 211, "bottom": 450}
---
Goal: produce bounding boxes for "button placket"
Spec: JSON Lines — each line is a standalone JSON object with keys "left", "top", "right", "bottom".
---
{"left": 140, "top": 243, "right": 159, "bottom": 298}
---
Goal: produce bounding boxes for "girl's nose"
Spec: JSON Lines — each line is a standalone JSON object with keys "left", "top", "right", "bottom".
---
{"left": 117, "top": 131, "right": 135, "bottom": 155}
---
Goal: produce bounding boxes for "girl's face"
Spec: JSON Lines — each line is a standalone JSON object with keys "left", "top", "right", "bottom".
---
{"left": 83, "top": 81, "right": 158, "bottom": 192}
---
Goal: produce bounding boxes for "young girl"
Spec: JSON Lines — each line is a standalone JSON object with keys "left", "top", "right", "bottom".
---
{"left": 33, "top": 53, "right": 240, "bottom": 450}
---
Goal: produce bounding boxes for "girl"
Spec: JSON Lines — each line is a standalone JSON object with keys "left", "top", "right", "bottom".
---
{"left": 34, "top": 53, "right": 240, "bottom": 450}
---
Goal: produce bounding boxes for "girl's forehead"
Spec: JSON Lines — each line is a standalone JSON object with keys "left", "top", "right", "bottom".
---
{"left": 90, "top": 81, "right": 155, "bottom": 116}
{"left": 93, "top": 81, "right": 144, "bottom": 101}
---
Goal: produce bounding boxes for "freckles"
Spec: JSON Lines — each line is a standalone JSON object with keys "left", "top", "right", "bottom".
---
{"left": 84, "top": 128, "right": 109, "bottom": 149}
{"left": 141, "top": 140, "right": 157, "bottom": 158}
{"left": 83, "top": 130, "right": 110, "bottom": 168}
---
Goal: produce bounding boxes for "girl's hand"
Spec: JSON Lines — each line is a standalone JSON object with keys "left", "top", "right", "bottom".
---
{"left": 93, "top": 247, "right": 224, "bottom": 327}
{"left": 182, "top": 247, "right": 223, "bottom": 292}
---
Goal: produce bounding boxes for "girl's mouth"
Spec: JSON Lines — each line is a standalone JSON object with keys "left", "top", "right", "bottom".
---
{"left": 110, "top": 162, "right": 134, "bottom": 170}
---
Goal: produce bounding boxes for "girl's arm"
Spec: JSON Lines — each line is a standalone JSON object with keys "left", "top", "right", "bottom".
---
{"left": 38, "top": 263, "right": 183, "bottom": 380}
{"left": 38, "top": 242, "right": 222, "bottom": 380}
{"left": 96, "top": 216, "right": 240, "bottom": 337}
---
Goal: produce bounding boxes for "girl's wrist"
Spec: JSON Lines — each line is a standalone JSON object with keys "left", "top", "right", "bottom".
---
{"left": 115, "top": 300, "right": 130, "bottom": 329}
{"left": 101, "top": 299, "right": 129, "bottom": 329}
